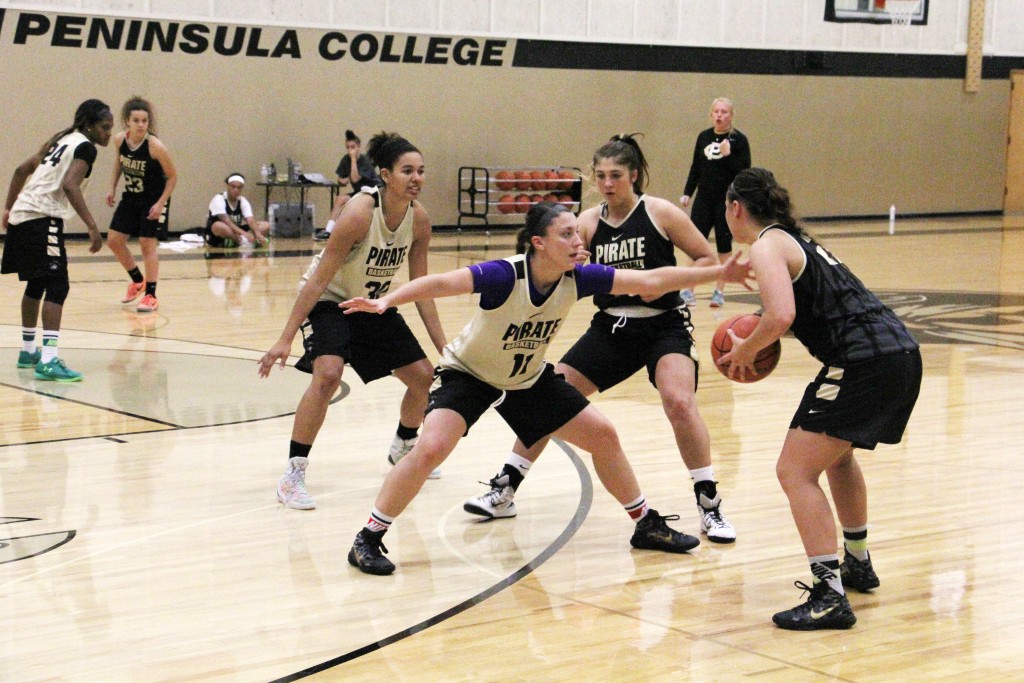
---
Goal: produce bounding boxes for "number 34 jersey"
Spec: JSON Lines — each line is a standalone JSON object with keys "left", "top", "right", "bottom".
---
{"left": 9, "top": 131, "right": 97, "bottom": 223}
{"left": 305, "top": 187, "right": 415, "bottom": 304}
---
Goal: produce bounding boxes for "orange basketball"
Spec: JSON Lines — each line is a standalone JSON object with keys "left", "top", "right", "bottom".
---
{"left": 530, "top": 171, "right": 547, "bottom": 191}
{"left": 557, "top": 170, "right": 576, "bottom": 191}
{"left": 514, "top": 171, "right": 532, "bottom": 191}
{"left": 529, "top": 193, "right": 544, "bottom": 206}
{"left": 710, "top": 313, "right": 781, "bottom": 383}
{"left": 497, "top": 194, "right": 516, "bottom": 213}
{"left": 557, "top": 194, "right": 575, "bottom": 210}
{"left": 543, "top": 193, "right": 559, "bottom": 203}
{"left": 495, "top": 171, "right": 515, "bottom": 191}
{"left": 544, "top": 170, "right": 560, "bottom": 188}
{"left": 514, "top": 193, "right": 532, "bottom": 213}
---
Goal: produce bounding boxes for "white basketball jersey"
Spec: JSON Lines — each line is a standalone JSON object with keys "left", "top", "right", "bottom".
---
{"left": 440, "top": 254, "right": 579, "bottom": 390}
{"left": 10, "top": 131, "right": 94, "bottom": 224}
{"left": 303, "top": 187, "right": 415, "bottom": 303}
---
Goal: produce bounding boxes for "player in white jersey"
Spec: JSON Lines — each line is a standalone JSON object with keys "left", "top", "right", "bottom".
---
{"left": 2, "top": 99, "right": 114, "bottom": 381}
{"left": 340, "top": 201, "right": 753, "bottom": 575}
{"left": 466, "top": 134, "right": 739, "bottom": 545}
{"left": 258, "top": 132, "right": 447, "bottom": 510}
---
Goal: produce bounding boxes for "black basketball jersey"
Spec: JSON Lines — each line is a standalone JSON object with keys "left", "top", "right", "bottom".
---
{"left": 590, "top": 196, "right": 682, "bottom": 311}
{"left": 118, "top": 134, "right": 166, "bottom": 202}
{"left": 767, "top": 226, "right": 919, "bottom": 366}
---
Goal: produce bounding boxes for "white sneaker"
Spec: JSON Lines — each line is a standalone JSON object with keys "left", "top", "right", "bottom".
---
{"left": 681, "top": 289, "right": 697, "bottom": 306}
{"left": 277, "top": 457, "right": 316, "bottom": 510}
{"left": 463, "top": 473, "right": 518, "bottom": 519}
{"left": 387, "top": 435, "right": 441, "bottom": 479}
{"left": 698, "top": 492, "right": 735, "bottom": 543}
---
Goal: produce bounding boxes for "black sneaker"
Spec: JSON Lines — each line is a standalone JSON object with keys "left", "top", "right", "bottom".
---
{"left": 772, "top": 581, "right": 857, "bottom": 631}
{"left": 347, "top": 528, "right": 395, "bottom": 575}
{"left": 630, "top": 509, "right": 700, "bottom": 553}
{"left": 840, "top": 551, "right": 880, "bottom": 593}
{"left": 313, "top": 229, "right": 331, "bottom": 241}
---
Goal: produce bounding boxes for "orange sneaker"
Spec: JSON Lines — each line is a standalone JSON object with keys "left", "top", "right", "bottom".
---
{"left": 122, "top": 281, "right": 145, "bottom": 303}
{"left": 137, "top": 294, "right": 159, "bottom": 313}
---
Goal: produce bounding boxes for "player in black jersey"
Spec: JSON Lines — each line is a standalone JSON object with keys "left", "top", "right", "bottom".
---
{"left": 105, "top": 97, "right": 177, "bottom": 313}
{"left": 681, "top": 97, "right": 752, "bottom": 308}
{"left": 465, "top": 134, "right": 739, "bottom": 544}
{"left": 720, "top": 167, "right": 922, "bottom": 631}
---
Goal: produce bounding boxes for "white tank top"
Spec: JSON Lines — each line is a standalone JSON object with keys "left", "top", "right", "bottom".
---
{"left": 302, "top": 187, "right": 415, "bottom": 303}
{"left": 440, "top": 254, "right": 579, "bottom": 390}
{"left": 10, "top": 131, "right": 93, "bottom": 223}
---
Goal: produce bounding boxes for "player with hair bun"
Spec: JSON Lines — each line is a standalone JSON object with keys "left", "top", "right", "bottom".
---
{"left": 721, "top": 167, "right": 921, "bottom": 630}
{"left": 259, "top": 132, "right": 447, "bottom": 510}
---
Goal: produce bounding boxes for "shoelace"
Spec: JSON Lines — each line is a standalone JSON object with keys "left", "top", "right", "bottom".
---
{"left": 702, "top": 506, "right": 727, "bottom": 526}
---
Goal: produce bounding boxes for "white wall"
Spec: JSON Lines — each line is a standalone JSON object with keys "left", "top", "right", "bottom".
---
{"left": 4, "top": 0, "right": 1021, "bottom": 56}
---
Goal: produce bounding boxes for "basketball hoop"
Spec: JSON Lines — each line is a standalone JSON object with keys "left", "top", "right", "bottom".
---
{"left": 887, "top": 0, "right": 921, "bottom": 28}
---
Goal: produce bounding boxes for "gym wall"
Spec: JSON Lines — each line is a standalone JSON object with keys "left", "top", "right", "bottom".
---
{"left": 0, "top": 7, "right": 1015, "bottom": 233}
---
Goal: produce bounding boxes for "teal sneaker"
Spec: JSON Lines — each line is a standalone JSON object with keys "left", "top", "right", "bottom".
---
{"left": 710, "top": 289, "right": 725, "bottom": 308}
{"left": 17, "top": 349, "right": 42, "bottom": 368}
{"left": 34, "top": 357, "right": 83, "bottom": 382}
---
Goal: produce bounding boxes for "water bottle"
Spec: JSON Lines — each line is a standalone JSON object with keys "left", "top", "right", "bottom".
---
{"left": 287, "top": 158, "right": 294, "bottom": 183}
{"left": 294, "top": 162, "right": 302, "bottom": 182}
{"left": 888, "top": 204, "right": 896, "bottom": 235}
{"left": 268, "top": 163, "right": 276, "bottom": 182}
{"left": 260, "top": 164, "right": 268, "bottom": 183}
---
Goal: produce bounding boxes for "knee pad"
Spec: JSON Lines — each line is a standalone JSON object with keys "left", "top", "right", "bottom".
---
{"left": 24, "top": 279, "right": 47, "bottom": 301}
{"left": 43, "top": 277, "right": 70, "bottom": 306}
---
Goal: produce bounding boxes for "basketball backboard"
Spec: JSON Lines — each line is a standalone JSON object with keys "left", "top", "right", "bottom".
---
{"left": 824, "top": 0, "right": 929, "bottom": 25}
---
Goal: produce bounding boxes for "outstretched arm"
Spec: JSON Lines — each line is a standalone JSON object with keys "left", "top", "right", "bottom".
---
{"left": 342, "top": 268, "right": 474, "bottom": 315}
{"left": 610, "top": 251, "right": 753, "bottom": 299}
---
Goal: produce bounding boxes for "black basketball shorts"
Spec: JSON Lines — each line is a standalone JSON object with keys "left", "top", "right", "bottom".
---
{"left": 426, "top": 364, "right": 590, "bottom": 449}
{"left": 790, "top": 349, "right": 922, "bottom": 450}
{"left": 305, "top": 300, "right": 427, "bottom": 383}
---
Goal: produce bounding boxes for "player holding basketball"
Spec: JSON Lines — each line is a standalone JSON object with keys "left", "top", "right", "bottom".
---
{"left": 106, "top": 96, "right": 177, "bottom": 313}
{"left": 719, "top": 167, "right": 921, "bottom": 630}
{"left": 680, "top": 97, "right": 752, "bottom": 308}
{"left": 465, "top": 134, "right": 740, "bottom": 544}
{"left": 258, "top": 132, "right": 447, "bottom": 510}
{"left": 340, "top": 201, "right": 753, "bottom": 575}
{"left": 2, "top": 99, "right": 113, "bottom": 381}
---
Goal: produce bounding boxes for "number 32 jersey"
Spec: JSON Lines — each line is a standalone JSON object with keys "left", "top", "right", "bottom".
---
{"left": 305, "top": 187, "right": 414, "bottom": 304}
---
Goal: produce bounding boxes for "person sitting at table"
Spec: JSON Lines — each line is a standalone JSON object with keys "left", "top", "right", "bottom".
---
{"left": 313, "top": 129, "right": 380, "bottom": 241}
{"left": 205, "top": 173, "right": 269, "bottom": 247}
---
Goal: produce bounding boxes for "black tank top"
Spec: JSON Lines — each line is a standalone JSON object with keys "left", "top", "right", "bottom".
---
{"left": 768, "top": 226, "right": 919, "bottom": 365}
{"left": 118, "top": 135, "right": 166, "bottom": 202}
{"left": 591, "top": 196, "right": 682, "bottom": 311}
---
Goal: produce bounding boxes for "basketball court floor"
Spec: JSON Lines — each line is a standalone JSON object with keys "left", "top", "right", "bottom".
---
{"left": 2, "top": 214, "right": 1022, "bottom": 681}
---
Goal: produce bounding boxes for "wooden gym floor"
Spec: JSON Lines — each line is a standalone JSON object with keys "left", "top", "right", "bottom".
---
{"left": 1, "top": 214, "right": 1022, "bottom": 681}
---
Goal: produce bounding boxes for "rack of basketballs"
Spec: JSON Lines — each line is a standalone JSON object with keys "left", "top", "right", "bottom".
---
{"left": 457, "top": 166, "right": 583, "bottom": 228}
